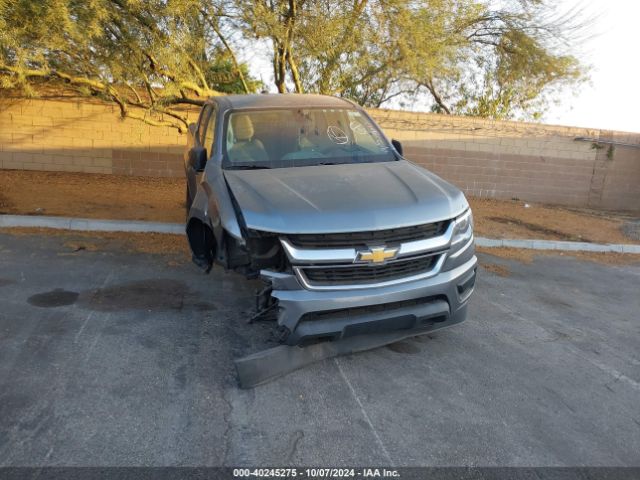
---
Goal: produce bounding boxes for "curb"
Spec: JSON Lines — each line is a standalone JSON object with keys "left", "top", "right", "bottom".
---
{"left": 475, "top": 237, "right": 640, "bottom": 254}
{"left": 1, "top": 214, "right": 640, "bottom": 254}
{"left": 0, "top": 214, "right": 184, "bottom": 235}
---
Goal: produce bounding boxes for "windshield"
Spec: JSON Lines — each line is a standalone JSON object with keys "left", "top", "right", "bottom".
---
{"left": 223, "top": 108, "right": 396, "bottom": 169}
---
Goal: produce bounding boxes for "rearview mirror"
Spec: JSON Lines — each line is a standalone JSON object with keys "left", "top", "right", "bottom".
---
{"left": 391, "top": 139, "right": 403, "bottom": 156}
{"left": 189, "top": 147, "right": 208, "bottom": 172}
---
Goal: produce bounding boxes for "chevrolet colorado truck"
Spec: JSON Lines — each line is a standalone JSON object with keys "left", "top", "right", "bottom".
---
{"left": 184, "top": 94, "right": 477, "bottom": 348}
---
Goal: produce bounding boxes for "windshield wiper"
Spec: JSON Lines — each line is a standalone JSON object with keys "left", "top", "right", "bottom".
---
{"left": 227, "top": 164, "right": 271, "bottom": 170}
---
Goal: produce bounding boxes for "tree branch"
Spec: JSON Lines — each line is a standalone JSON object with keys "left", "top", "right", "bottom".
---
{"left": 421, "top": 79, "right": 451, "bottom": 114}
{"left": 126, "top": 110, "right": 185, "bottom": 132}
{"left": 200, "top": 8, "right": 250, "bottom": 93}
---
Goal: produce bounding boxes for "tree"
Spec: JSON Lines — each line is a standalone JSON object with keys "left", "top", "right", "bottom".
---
{"left": 413, "top": 1, "right": 586, "bottom": 119}
{"left": 0, "top": 0, "right": 261, "bottom": 131}
{"left": 1, "top": 0, "right": 588, "bottom": 124}
{"left": 234, "top": 0, "right": 305, "bottom": 94}
{"left": 242, "top": 0, "right": 587, "bottom": 119}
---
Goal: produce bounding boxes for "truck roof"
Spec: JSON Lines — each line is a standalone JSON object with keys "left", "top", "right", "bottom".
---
{"left": 214, "top": 93, "right": 356, "bottom": 110}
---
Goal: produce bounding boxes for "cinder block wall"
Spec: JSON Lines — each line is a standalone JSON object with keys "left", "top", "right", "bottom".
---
{"left": 1, "top": 98, "right": 639, "bottom": 210}
{"left": 0, "top": 98, "right": 195, "bottom": 177}
{"left": 369, "top": 110, "right": 640, "bottom": 210}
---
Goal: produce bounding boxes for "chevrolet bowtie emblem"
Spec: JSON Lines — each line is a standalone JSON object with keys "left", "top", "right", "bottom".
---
{"left": 356, "top": 246, "right": 399, "bottom": 263}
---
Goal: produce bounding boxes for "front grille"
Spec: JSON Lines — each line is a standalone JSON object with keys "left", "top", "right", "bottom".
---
{"left": 286, "top": 221, "right": 450, "bottom": 248}
{"left": 300, "top": 254, "right": 439, "bottom": 286}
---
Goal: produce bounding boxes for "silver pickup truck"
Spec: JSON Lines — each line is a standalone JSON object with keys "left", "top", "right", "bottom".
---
{"left": 185, "top": 94, "right": 476, "bottom": 350}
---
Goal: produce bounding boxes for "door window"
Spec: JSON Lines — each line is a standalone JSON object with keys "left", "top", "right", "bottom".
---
{"left": 197, "top": 105, "right": 213, "bottom": 146}
{"left": 203, "top": 107, "right": 216, "bottom": 155}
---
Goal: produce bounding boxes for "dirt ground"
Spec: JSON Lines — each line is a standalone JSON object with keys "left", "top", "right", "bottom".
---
{"left": 1, "top": 169, "right": 639, "bottom": 244}
{"left": 0, "top": 170, "right": 184, "bottom": 223}
{"left": 469, "top": 198, "right": 639, "bottom": 245}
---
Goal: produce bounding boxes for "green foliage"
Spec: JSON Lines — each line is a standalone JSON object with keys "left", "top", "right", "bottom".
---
{"left": 1, "top": 0, "right": 589, "bottom": 126}
{"left": 238, "top": 0, "right": 587, "bottom": 119}
{"left": 0, "top": 0, "right": 260, "bottom": 130}
{"left": 452, "top": 24, "right": 584, "bottom": 119}
{"left": 206, "top": 59, "right": 262, "bottom": 94}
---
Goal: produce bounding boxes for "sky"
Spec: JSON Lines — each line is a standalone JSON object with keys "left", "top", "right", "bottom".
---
{"left": 243, "top": 0, "right": 640, "bottom": 133}
{"left": 544, "top": 0, "right": 640, "bottom": 132}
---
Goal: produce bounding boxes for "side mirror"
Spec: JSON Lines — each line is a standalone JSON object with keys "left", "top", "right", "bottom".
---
{"left": 391, "top": 139, "right": 403, "bottom": 156}
{"left": 188, "top": 122, "right": 197, "bottom": 136}
{"left": 189, "top": 147, "right": 208, "bottom": 172}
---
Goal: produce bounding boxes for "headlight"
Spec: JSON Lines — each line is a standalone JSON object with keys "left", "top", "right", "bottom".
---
{"left": 451, "top": 209, "right": 473, "bottom": 246}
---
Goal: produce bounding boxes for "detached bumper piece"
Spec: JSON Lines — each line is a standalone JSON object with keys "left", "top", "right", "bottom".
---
{"left": 235, "top": 301, "right": 468, "bottom": 389}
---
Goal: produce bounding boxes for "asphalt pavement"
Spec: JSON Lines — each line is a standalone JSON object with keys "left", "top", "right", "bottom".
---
{"left": 0, "top": 231, "right": 639, "bottom": 466}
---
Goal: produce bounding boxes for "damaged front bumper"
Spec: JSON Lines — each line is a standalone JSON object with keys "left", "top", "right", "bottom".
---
{"left": 261, "top": 255, "right": 478, "bottom": 346}
{"left": 236, "top": 255, "right": 477, "bottom": 387}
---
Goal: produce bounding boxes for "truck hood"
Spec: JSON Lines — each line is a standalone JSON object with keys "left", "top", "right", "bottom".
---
{"left": 223, "top": 160, "right": 468, "bottom": 234}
